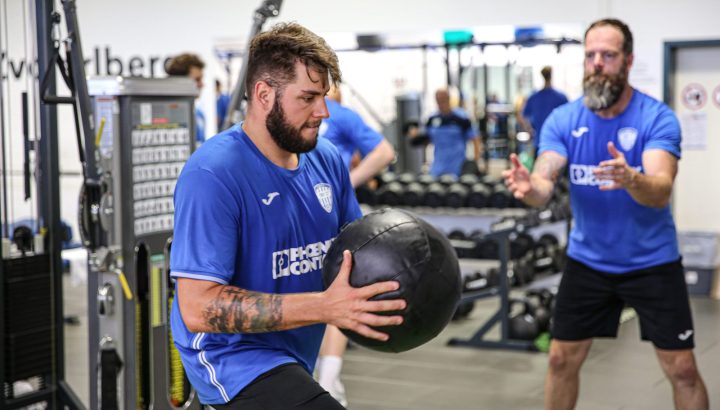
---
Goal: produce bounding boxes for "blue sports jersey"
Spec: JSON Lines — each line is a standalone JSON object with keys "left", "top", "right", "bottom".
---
{"left": 170, "top": 124, "right": 362, "bottom": 404}
{"left": 318, "top": 98, "right": 384, "bottom": 167}
{"left": 540, "top": 89, "right": 681, "bottom": 273}
{"left": 522, "top": 87, "right": 568, "bottom": 142}
{"left": 426, "top": 108, "right": 477, "bottom": 177}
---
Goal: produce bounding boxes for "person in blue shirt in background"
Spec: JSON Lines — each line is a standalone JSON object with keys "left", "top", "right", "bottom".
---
{"left": 503, "top": 18, "right": 708, "bottom": 410}
{"left": 421, "top": 88, "right": 481, "bottom": 177}
{"left": 519, "top": 66, "right": 568, "bottom": 156}
{"left": 165, "top": 53, "right": 206, "bottom": 145}
{"left": 320, "top": 83, "right": 395, "bottom": 188}
{"left": 215, "top": 79, "right": 231, "bottom": 131}
{"left": 315, "top": 83, "right": 395, "bottom": 406}
{"left": 170, "top": 23, "right": 405, "bottom": 410}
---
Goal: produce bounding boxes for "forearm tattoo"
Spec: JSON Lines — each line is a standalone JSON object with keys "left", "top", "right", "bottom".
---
{"left": 203, "top": 287, "right": 284, "bottom": 333}
{"left": 533, "top": 154, "right": 565, "bottom": 182}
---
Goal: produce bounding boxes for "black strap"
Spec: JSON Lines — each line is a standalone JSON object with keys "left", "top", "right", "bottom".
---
{"left": 100, "top": 348, "right": 123, "bottom": 410}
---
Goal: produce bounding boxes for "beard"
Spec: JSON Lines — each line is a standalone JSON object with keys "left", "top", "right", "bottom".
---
{"left": 583, "top": 62, "right": 628, "bottom": 112}
{"left": 265, "top": 98, "right": 320, "bottom": 154}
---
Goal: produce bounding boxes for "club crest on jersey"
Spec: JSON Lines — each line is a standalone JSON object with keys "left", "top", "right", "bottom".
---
{"left": 617, "top": 127, "right": 638, "bottom": 151}
{"left": 314, "top": 183, "right": 333, "bottom": 213}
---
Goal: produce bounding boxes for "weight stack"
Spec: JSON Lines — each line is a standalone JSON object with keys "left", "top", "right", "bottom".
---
{"left": 2, "top": 254, "right": 53, "bottom": 387}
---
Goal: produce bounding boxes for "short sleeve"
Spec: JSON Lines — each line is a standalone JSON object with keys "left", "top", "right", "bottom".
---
{"left": 333, "top": 149, "right": 363, "bottom": 225}
{"left": 170, "top": 168, "right": 240, "bottom": 284}
{"left": 645, "top": 106, "right": 682, "bottom": 159}
{"left": 538, "top": 109, "right": 568, "bottom": 157}
{"left": 346, "top": 110, "right": 384, "bottom": 157}
{"left": 522, "top": 95, "right": 533, "bottom": 118}
{"left": 462, "top": 117, "right": 477, "bottom": 141}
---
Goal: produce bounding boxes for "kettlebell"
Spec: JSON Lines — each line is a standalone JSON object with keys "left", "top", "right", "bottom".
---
{"left": 508, "top": 298, "right": 540, "bottom": 341}
{"left": 525, "top": 289, "right": 553, "bottom": 333}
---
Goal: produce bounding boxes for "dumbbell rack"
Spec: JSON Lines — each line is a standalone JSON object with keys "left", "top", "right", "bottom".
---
{"left": 447, "top": 219, "right": 538, "bottom": 351}
{"left": 364, "top": 206, "right": 566, "bottom": 351}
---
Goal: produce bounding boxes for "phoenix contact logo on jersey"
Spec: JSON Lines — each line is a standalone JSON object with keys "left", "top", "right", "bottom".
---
{"left": 570, "top": 164, "right": 642, "bottom": 186}
{"left": 272, "top": 239, "right": 334, "bottom": 279}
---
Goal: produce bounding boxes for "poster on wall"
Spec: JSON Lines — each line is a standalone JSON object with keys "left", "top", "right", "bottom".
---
{"left": 679, "top": 111, "right": 707, "bottom": 150}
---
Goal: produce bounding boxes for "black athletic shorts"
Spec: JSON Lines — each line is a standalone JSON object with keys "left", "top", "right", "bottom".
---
{"left": 207, "top": 363, "right": 345, "bottom": 410}
{"left": 551, "top": 257, "right": 695, "bottom": 350}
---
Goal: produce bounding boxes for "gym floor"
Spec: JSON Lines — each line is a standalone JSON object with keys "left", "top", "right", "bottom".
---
{"left": 62, "top": 275, "right": 720, "bottom": 410}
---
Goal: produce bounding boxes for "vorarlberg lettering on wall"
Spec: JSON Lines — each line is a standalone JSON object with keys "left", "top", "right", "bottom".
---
{"left": 1, "top": 46, "right": 174, "bottom": 81}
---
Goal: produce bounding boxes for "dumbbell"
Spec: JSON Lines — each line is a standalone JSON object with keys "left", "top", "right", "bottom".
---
{"left": 397, "top": 172, "right": 417, "bottom": 185}
{"left": 488, "top": 183, "right": 512, "bottom": 209}
{"left": 464, "top": 270, "right": 488, "bottom": 291}
{"left": 535, "top": 233, "right": 562, "bottom": 272}
{"left": 423, "top": 182, "right": 447, "bottom": 208}
{"left": 515, "top": 210, "right": 541, "bottom": 230}
{"left": 416, "top": 174, "right": 436, "bottom": 186}
{"left": 459, "top": 173, "right": 480, "bottom": 187}
{"left": 508, "top": 298, "right": 540, "bottom": 341}
{"left": 484, "top": 267, "right": 500, "bottom": 287}
{"left": 536, "top": 208, "right": 554, "bottom": 224}
{"left": 514, "top": 254, "right": 536, "bottom": 285}
{"left": 401, "top": 182, "right": 425, "bottom": 207}
{"left": 445, "top": 183, "right": 469, "bottom": 208}
{"left": 476, "top": 237, "right": 499, "bottom": 259}
{"left": 481, "top": 174, "right": 501, "bottom": 187}
{"left": 355, "top": 184, "right": 377, "bottom": 205}
{"left": 468, "top": 229, "right": 485, "bottom": 241}
{"left": 376, "top": 181, "right": 404, "bottom": 206}
{"left": 448, "top": 230, "right": 478, "bottom": 259}
{"left": 377, "top": 172, "right": 397, "bottom": 188}
{"left": 466, "top": 183, "right": 490, "bottom": 209}
{"left": 451, "top": 240, "right": 482, "bottom": 259}
{"left": 437, "top": 174, "right": 457, "bottom": 187}
{"left": 510, "top": 232, "right": 535, "bottom": 260}
{"left": 550, "top": 197, "right": 571, "bottom": 221}
{"left": 452, "top": 299, "right": 475, "bottom": 321}
{"left": 525, "top": 288, "right": 554, "bottom": 333}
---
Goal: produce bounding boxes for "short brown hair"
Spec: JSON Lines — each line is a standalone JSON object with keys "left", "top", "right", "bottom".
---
{"left": 245, "top": 22, "right": 341, "bottom": 101}
{"left": 584, "top": 18, "right": 633, "bottom": 56}
{"left": 540, "top": 66, "right": 552, "bottom": 82}
{"left": 165, "top": 53, "right": 205, "bottom": 76}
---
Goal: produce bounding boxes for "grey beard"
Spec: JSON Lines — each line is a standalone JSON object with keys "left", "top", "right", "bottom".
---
{"left": 583, "top": 71, "right": 626, "bottom": 112}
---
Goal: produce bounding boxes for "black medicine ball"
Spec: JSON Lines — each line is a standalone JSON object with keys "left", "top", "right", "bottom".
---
{"left": 322, "top": 208, "right": 462, "bottom": 353}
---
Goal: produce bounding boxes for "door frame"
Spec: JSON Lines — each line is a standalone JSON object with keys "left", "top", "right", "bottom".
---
{"left": 663, "top": 39, "right": 720, "bottom": 106}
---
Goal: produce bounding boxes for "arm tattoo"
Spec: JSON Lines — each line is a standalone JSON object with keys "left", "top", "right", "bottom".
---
{"left": 533, "top": 154, "right": 566, "bottom": 182}
{"left": 203, "top": 287, "right": 284, "bottom": 333}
